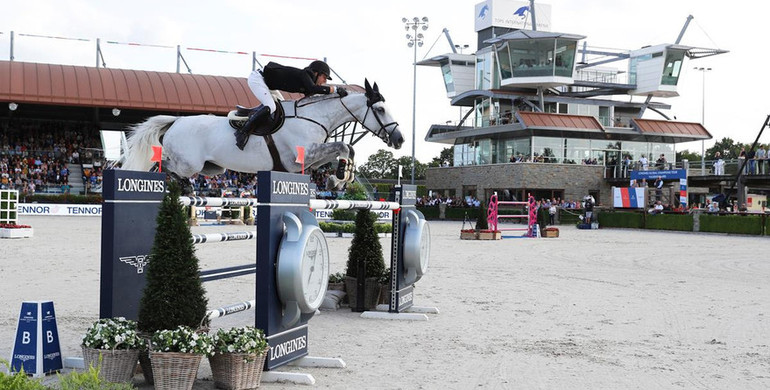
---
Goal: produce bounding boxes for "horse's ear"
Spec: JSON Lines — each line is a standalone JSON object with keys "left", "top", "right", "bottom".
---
{"left": 364, "top": 79, "right": 372, "bottom": 94}
{"left": 373, "top": 82, "right": 379, "bottom": 93}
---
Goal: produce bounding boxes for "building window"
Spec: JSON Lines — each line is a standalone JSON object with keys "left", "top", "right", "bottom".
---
{"left": 661, "top": 49, "right": 685, "bottom": 86}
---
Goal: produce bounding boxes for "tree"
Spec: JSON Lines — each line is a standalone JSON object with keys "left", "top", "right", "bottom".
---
{"left": 138, "top": 180, "right": 208, "bottom": 333}
{"left": 428, "top": 147, "right": 454, "bottom": 167}
{"left": 707, "top": 137, "right": 743, "bottom": 160}
{"left": 676, "top": 149, "right": 701, "bottom": 162}
{"left": 357, "top": 149, "right": 395, "bottom": 179}
{"left": 395, "top": 155, "right": 427, "bottom": 181}
{"left": 345, "top": 210, "right": 385, "bottom": 279}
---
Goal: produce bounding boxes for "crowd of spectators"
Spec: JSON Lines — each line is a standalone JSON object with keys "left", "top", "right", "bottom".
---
{"left": 1, "top": 121, "right": 102, "bottom": 195}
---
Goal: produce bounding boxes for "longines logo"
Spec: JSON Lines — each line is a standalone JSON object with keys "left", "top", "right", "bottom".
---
{"left": 120, "top": 255, "right": 150, "bottom": 273}
{"left": 117, "top": 178, "right": 165, "bottom": 193}
{"left": 272, "top": 180, "right": 309, "bottom": 196}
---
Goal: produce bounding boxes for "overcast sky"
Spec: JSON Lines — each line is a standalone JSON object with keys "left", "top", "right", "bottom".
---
{"left": 1, "top": 0, "right": 766, "bottom": 163}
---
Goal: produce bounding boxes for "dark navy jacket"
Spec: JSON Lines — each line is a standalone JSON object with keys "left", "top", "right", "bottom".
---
{"left": 262, "top": 62, "right": 332, "bottom": 96}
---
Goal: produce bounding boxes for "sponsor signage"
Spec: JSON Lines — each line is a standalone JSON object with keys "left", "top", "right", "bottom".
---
{"left": 313, "top": 209, "right": 392, "bottom": 222}
{"left": 396, "top": 285, "right": 415, "bottom": 312}
{"left": 613, "top": 187, "right": 646, "bottom": 209}
{"left": 11, "top": 301, "right": 62, "bottom": 378}
{"left": 629, "top": 169, "right": 687, "bottom": 181}
{"left": 265, "top": 324, "right": 308, "bottom": 369}
{"left": 679, "top": 178, "right": 688, "bottom": 207}
{"left": 18, "top": 204, "right": 102, "bottom": 216}
{"left": 474, "top": 0, "right": 552, "bottom": 32}
{"left": 258, "top": 171, "right": 310, "bottom": 204}
{"left": 103, "top": 170, "right": 166, "bottom": 201}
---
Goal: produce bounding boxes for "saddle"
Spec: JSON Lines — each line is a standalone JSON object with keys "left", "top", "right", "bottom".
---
{"left": 227, "top": 101, "right": 287, "bottom": 136}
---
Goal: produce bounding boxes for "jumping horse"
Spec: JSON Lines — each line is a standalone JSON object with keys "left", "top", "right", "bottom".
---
{"left": 119, "top": 80, "right": 403, "bottom": 189}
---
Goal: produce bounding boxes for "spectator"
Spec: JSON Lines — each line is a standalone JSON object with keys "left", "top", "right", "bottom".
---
{"left": 639, "top": 154, "right": 649, "bottom": 170}
{"left": 656, "top": 154, "right": 667, "bottom": 169}
{"left": 648, "top": 200, "right": 664, "bottom": 214}
{"left": 654, "top": 176, "right": 663, "bottom": 201}
{"left": 738, "top": 147, "right": 747, "bottom": 174}
{"left": 713, "top": 152, "right": 725, "bottom": 175}
{"left": 757, "top": 145, "right": 767, "bottom": 175}
{"left": 548, "top": 202, "right": 558, "bottom": 225}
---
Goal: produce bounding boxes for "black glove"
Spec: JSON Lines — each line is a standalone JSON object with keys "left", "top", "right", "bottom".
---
{"left": 336, "top": 87, "right": 348, "bottom": 97}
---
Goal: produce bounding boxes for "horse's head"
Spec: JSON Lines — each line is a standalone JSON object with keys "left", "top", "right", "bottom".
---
{"left": 353, "top": 79, "right": 403, "bottom": 149}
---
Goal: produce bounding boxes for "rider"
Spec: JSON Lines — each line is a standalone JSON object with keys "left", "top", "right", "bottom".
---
{"left": 236, "top": 60, "right": 348, "bottom": 150}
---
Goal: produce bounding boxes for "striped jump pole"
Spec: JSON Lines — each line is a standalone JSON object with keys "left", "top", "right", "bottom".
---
{"left": 179, "top": 196, "right": 260, "bottom": 207}
{"left": 206, "top": 300, "right": 256, "bottom": 320}
{"left": 308, "top": 199, "right": 400, "bottom": 210}
{"left": 191, "top": 231, "right": 256, "bottom": 244}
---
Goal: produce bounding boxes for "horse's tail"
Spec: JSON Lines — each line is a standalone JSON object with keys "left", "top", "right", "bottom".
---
{"left": 119, "top": 115, "right": 178, "bottom": 171}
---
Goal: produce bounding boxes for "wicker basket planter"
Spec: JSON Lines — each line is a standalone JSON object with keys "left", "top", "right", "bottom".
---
{"left": 344, "top": 276, "right": 381, "bottom": 311}
{"left": 81, "top": 346, "right": 139, "bottom": 383}
{"left": 150, "top": 351, "right": 203, "bottom": 390}
{"left": 209, "top": 352, "right": 267, "bottom": 390}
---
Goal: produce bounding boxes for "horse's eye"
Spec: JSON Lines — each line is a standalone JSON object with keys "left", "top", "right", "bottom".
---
{"left": 376, "top": 107, "right": 385, "bottom": 114}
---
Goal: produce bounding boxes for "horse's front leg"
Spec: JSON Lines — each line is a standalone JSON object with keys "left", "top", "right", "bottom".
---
{"left": 304, "top": 142, "right": 355, "bottom": 189}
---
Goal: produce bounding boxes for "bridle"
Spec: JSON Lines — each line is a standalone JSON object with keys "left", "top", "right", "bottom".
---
{"left": 339, "top": 94, "right": 400, "bottom": 146}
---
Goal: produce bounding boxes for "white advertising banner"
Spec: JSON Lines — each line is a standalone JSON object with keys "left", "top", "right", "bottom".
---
{"left": 18, "top": 203, "right": 102, "bottom": 216}
{"left": 475, "top": 0, "right": 552, "bottom": 32}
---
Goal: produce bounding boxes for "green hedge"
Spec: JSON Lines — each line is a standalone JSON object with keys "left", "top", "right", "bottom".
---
{"left": 558, "top": 209, "right": 582, "bottom": 225}
{"left": 415, "top": 206, "right": 482, "bottom": 221}
{"left": 319, "top": 221, "right": 392, "bottom": 234}
{"left": 598, "top": 212, "right": 643, "bottom": 228}
{"left": 645, "top": 214, "right": 693, "bottom": 231}
{"left": 700, "top": 214, "right": 764, "bottom": 235}
{"left": 23, "top": 193, "right": 102, "bottom": 204}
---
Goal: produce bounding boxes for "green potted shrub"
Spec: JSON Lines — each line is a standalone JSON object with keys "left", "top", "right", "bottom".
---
{"left": 209, "top": 326, "right": 269, "bottom": 390}
{"left": 137, "top": 179, "right": 209, "bottom": 387}
{"left": 345, "top": 210, "right": 386, "bottom": 311}
{"left": 81, "top": 317, "right": 146, "bottom": 384}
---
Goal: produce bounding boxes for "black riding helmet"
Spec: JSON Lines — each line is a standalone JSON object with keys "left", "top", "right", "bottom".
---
{"left": 306, "top": 60, "right": 332, "bottom": 80}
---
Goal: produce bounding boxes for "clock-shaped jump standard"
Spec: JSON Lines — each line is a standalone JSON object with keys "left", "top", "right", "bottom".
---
{"left": 276, "top": 210, "right": 330, "bottom": 328}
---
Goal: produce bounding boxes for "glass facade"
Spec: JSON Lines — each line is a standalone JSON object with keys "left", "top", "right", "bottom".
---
{"left": 454, "top": 136, "right": 675, "bottom": 167}
{"left": 441, "top": 63, "right": 454, "bottom": 95}
{"left": 493, "top": 38, "right": 577, "bottom": 80}
{"left": 661, "top": 49, "right": 685, "bottom": 86}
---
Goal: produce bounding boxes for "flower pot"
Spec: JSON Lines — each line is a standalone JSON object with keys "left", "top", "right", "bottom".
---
{"left": 209, "top": 352, "right": 267, "bottom": 390}
{"left": 81, "top": 346, "right": 139, "bottom": 383}
{"left": 477, "top": 230, "right": 501, "bottom": 240}
{"left": 344, "top": 276, "right": 381, "bottom": 311}
{"left": 327, "top": 282, "right": 345, "bottom": 292}
{"left": 150, "top": 351, "right": 203, "bottom": 390}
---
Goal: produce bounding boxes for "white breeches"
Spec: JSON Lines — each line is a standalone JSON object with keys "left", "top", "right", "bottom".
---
{"left": 247, "top": 70, "right": 278, "bottom": 112}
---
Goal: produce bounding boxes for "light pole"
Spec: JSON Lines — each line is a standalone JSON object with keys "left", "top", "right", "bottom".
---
{"left": 403, "top": 16, "right": 429, "bottom": 184}
{"left": 694, "top": 66, "right": 712, "bottom": 174}
{"left": 455, "top": 44, "right": 469, "bottom": 54}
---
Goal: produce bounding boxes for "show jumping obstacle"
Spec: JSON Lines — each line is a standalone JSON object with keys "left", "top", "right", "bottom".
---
{"left": 487, "top": 192, "right": 537, "bottom": 237}
{"left": 100, "top": 169, "right": 430, "bottom": 374}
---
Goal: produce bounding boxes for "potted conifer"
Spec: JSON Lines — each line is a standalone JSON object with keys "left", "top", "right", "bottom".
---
{"left": 345, "top": 209, "right": 386, "bottom": 312}
{"left": 136, "top": 179, "right": 209, "bottom": 388}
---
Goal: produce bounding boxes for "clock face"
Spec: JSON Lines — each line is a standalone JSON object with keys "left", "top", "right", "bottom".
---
{"left": 301, "top": 229, "right": 329, "bottom": 308}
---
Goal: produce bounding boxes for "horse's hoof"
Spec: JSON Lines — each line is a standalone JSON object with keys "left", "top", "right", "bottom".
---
{"left": 336, "top": 159, "right": 347, "bottom": 180}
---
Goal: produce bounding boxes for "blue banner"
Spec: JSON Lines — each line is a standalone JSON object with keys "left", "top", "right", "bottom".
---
{"left": 630, "top": 169, "right": 687, "bottom": 180}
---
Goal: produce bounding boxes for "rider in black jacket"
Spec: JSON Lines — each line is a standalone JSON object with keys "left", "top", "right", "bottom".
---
{"left": 237, "top": 60, "right": 347, "bottom": 149}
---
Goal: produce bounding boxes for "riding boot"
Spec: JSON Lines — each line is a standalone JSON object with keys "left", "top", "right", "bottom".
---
{"left": 235, "top": 105, "right": 271, "bottom": 150}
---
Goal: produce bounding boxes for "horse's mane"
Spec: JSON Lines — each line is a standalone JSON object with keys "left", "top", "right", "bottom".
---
{"left": 295, "top": 91, "right": 362, "bottom": 108}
